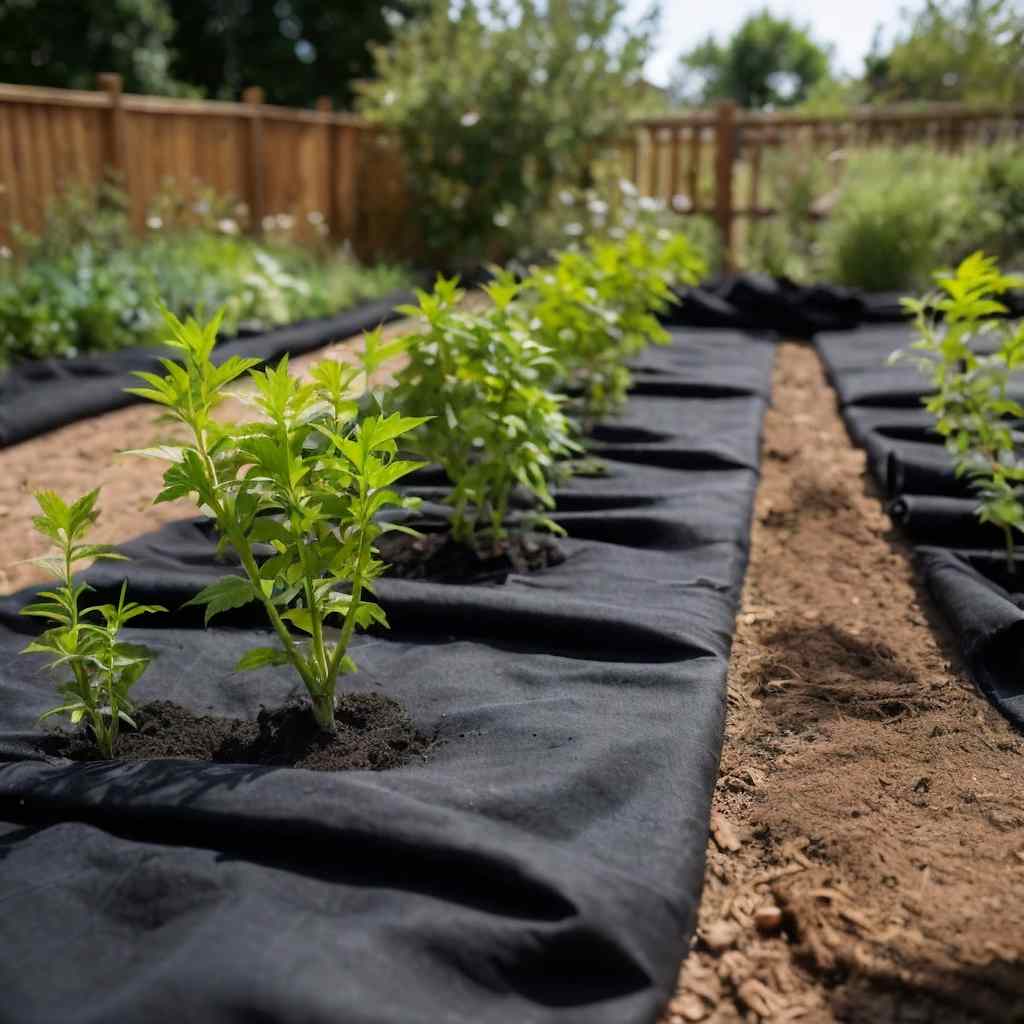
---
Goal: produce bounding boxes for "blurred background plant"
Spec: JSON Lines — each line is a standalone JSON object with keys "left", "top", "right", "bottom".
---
{"left": 359, "top": 0, "right": 659, "bottom": 269}
{"left": 0, "top": 179, "right": 411, "bottom": 368}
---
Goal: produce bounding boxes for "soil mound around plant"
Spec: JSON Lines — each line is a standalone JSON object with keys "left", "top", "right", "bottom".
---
{"left": 51, "top": 695, "right": 429, "bottom": 772}
{"left": 379, "top": 530, "right": 565, "bottom": 583}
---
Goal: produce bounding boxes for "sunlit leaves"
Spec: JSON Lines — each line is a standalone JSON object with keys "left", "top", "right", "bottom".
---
{"left": 895, "top": 251, "right": 1024, "bottom": 568}
{"left": 20, "top": 501, "right": 163, "bottom": 758}
{"left": 127, "top": 307, "right": 424, "bottom": 730}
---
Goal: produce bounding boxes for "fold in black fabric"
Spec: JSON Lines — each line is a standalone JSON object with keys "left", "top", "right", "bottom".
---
{"left": 0, "top": 329, "right": 774, "bottom": 1024}
{"left": 0, "top": 289, "right": 419, "bottom": 448}
{"left": 816, "top": 324, "right": 1024, "bottom": 731}
{"left": 669, "top": 274, "right": 916, "bottom": 338}
{"left": 916, "top": 548, "right": 1024, "bottom": 729}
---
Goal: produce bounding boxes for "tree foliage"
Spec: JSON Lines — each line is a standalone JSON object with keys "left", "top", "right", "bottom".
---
{"left": 0, "top": 0, "right": 416, "bottom": 107}
{"left": 864, "top": 0, "right": 1024, "bottom": 105}
{"left": 359, "top": 0, "right": 658, "bottom": 266}
{"left": 671, "top": 10, "right": 831, "bottom": 109}
{"left": 0, "top": 0, "right": 191, "bottom": 95}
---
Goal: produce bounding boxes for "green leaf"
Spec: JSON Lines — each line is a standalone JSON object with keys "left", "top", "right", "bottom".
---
{"left": 183, "top": 575, "right": 257, "bottom": 625}
{"left": 235, "top": 646, "right": 291, "bottom": 672}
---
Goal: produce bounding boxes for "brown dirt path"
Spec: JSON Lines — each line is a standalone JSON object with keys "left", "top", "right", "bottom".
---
{"left": 660, "top": 342, "right": 1024, "bottom": 1024}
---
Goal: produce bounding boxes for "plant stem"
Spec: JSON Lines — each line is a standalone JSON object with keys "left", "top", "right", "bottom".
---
{"left": 1004, "top": 524, "right": 1016, "bottom": 575}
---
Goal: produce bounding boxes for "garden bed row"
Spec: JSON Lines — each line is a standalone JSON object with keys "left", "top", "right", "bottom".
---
{"left": 817, "top": 325, "right": 1024, "bottom": 730}
{"left": 0, "top": 327, "right": 774, "bottom": 1023}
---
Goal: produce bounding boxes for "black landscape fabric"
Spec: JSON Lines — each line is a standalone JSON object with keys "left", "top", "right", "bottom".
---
{"left": 0, "top": 289, "right": 417, "bottom": 448}
{"left": 0, "top": 329, "right": 774, "bottom": 1024}
{"left": 816, "top": 324, "right": 1024, "bottom": 732}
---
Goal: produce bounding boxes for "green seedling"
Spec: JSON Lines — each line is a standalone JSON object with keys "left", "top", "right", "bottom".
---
{"left": 127, "top": 309, "right": 427, "bottom": 732}
{"left": 894, "top": 251, "right": 1024, "bottom": 570}
{"left": 519, "top": 229, "right": 704, "bottom": 425}
{"left": 392, "top": 275, "right": 578, "bottom": 545}
{"left": 20, "top": 489, "right": 164, "bottom": 758}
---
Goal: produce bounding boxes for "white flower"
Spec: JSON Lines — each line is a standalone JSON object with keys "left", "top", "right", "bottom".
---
{"left": 383, "top": 90, "right": 396, "bottom": 106}
{"left": 307, "top": 210, "right": 325, "bottom": 225}
{"left": 639, "top": 197, "right": 662, "bottom": 213}
{"left": 493, "top": 210, "right": 511, "bottom": 228}
{"left": 217, "top": 218, "right": 239, "bottom": 235}
{"left": 564, "top": 222, "right": 584, "bottom": 236}
{"left": 559, "top": 190, "right": 576, "bottom": 206}
{"left": 262, "top": 215, "right": 276, "bottom": 232}
{"left": 0, "top": 245, "right": 12, "bottom": 260}
{"left": 619, "top": 179, "right": 638, "bottom": 197}
{"left": 146, "top": 215, "right": 163, "bottom": 230}
{"left": 671, "top": 193, "right": 692, "bottom": 213}
{"left": 609, "top": 226, "right": 626, "bottom": 240}
{"left": 587, "top": 198, "right": 608, "bottom": 216}
{"left": 460, "top": 111, "right": 481, "bottom": 127}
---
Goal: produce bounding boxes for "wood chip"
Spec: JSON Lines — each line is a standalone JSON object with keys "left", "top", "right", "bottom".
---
{"left": 711, "top": 813, "right": 742, "bottom": 853}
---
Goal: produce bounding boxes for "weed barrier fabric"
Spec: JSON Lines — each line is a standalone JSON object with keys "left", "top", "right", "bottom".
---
{"left": 816, "top": 324, "right": 1024, "bottom": 731}
{"left": 0, "top": 329, "right": 774, "bottom": 1024}
{"left": 0, "top": 289, "right": 418, "bottom": 449}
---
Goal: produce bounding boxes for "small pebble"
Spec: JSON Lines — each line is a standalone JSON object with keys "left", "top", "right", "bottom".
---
{"left": 753, "top": 904, "right": 783, "bottom": 935}
{"left": 703, "top": 920, "right": 739, "bottom": 952}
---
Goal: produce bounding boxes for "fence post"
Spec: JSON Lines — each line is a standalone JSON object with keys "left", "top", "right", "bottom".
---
{"left": 242, "top": 86, "right": 265, "bottom": 235}
{"left": 96, "top": 73, "right": 127, "bottom": 184}
{"left": 714, "top": 100, "right": 737, "bottom": 271}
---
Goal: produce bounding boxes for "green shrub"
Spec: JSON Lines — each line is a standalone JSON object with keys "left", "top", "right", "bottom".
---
{"left": 127, "top": 310, "right": 425, "bottom": 733}
{"left": 818, "top": 147, "right": 979, "bottom": 291}
{"left": 391, "top": 275, "right": 578, "bottom": 544}
{"left": 0, "top": 181, "right": 412, "bottom": 368}
{"left": 519, "top": 228, "right": 705, "bottom": 423}
{"left": 360, "top": 0, "right": 656, "bottom": 268}
{"left": 894, "top": 251, "right": 1024, "bottom": 568}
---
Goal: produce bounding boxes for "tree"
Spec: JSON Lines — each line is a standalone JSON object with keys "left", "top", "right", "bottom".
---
{"left": 864, "top": 0, "right": 1024, "bottom": 105}
{"left": 360, "top": 0, "right": 658, "bottom": 266}
{"left": 671, "top": 10, "right": 831, "bottom": 109}
{"left": 0, "top": 0, "right": 192, "bottom": 95}
{"left": 167, "top": 1, "right": 419, "bottom": 109}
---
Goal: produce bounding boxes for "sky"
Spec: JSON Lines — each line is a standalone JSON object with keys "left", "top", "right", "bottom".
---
{"left": 632, "top": 0, "right": 901, "bottom": 86}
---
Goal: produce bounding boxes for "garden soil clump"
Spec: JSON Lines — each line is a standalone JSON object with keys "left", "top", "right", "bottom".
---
{"left": 660, "top": 342, "right": 1024, "bottom": 1024}
{"left": 50, "top": 696, "right": 427, "bottom": 772}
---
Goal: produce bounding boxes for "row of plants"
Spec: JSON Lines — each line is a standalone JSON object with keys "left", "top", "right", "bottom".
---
{"left": 747, "top": 143, "right": 1024, "bottom": 291}
{"left": 895, "top": 250, "right": 1024, "bottom": 569}
{"left": 21, "top": 225, "right": 704, "bottom": 756}
{"left": 0, "top": 180, "right": 411, "bottom": 368}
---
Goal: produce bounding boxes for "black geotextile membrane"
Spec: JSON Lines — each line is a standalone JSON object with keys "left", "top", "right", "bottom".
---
{"left": 816, "top": 324, "right": 1024, "bottom": 731}
{"left": 0, "top": 288, "right": 418, "bottom": 448}
{"left": 0, "top": 329, "right": 774, "bottom": 1024}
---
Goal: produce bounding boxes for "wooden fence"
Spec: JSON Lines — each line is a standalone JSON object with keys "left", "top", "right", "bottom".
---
{"left": 2, "top": 76, "right": 1024, "bottom": 267}
{"left": 626, "top": 101, "right": 1024, "bottom": 267}
{"left": 0, "top": 75, "right": 416, "bottom": 259}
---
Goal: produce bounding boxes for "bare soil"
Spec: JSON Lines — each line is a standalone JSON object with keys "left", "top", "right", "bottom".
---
{"left": 660, "top": 342, "right": 1024, "bottom": 1024}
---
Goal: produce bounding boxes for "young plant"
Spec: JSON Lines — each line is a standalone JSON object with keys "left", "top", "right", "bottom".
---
{"left": 894, "top": 251, "right": 1024, "bottom": 569}
{"left": 391, "top": 276, "right": 578, "bottom": 545}
{"left": 126, "top": 309, "right": 427, "bottom": 732}
{"left": 520, "top": 229, "right": 704, "bottom": 425}
{"left": 20, "top": 489, "right": 164, "bottom": 758}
